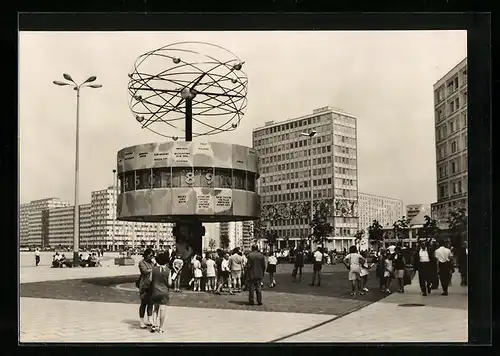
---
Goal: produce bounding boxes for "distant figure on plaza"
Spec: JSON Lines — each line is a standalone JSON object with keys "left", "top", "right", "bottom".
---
{"left": 229, "top": 248, "right": 244, "bottom": 292}
{"left": 35, "top": 248, "right": 40, "bottom": 267}
{"left": 138, "top": 248, "right": 155, "bottom": 329}
{"left": 246, "top": 245, "right": 266, "bottom": 306}
{"left": 172, "top": 253, "right": 184, "bottom": 293}
{"left": 384, "top": 251, "right": 395, "bottom": 293}
{"left": 414, "top": 240, "right": 434, "bottom": 296}
{"left": 266, "top": 251, "right": 278, "bottom": 288}
{"left": 310, "top": 247, "right": 324, "bottom": 287}
{"left": 292, "top": 247, "right": 305, "bottom": 283}
{"left": 149, "top": 252, "right": 172, "bottom": 333}
{"left": 457, "top": 241, "right": 468, "bottom": 286}
{"left": 434, "top": 240, "right": 452, "bottom": 296}
{"left": 52, "top": 252, "right": 62, "bottom": 268}
{"left": 343, "top": 246, "right": 366, "bottom": 297}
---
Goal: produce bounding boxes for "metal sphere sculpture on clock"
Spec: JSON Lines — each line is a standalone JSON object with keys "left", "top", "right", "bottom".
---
{"left": 127, "top": 41, "right": 248, "bottom": 141}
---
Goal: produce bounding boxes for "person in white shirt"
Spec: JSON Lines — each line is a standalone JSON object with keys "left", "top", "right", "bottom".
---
{"left": 310, "top": 247, "right": 324, "bottom": 287}
{"left": 434, "top": 240, "right": 452, "bottom": 296}
{"left": 414, "top": 240, "right": 434, "bottom": 296}
{"left": 343, "top": 246, "right": 366, "bottom": 297}
{"left": 266, "top": 252, "right": 278, "bottom": 287}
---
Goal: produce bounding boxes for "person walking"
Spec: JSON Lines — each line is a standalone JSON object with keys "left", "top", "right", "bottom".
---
{"left": 457, "top": 241, "right": 468, "bottom": 286}
{"left": 138, "top": 248, "right": 155, "bottom": 329}
{"left": 414, "top": 240, "right": 433, "bottom": 296}
{"left": 292, "top": 247, "right": 305, "bottom": 283}
{"left": 246, "top": 245, "right": 266, "bottom": 306}
{"left": 359, "top": 250, "right": 373, "bottom": 292}
{"left": 266, "top": 252, "right": 278, "bottom": 288}
{"left": 149, "top": 252, "right": 172, "bottom": 333}
{"left": 35, "top": 248, "right": 41, "bottom": 267}
{"left": 434, "top": 240, "right": 453, "bottom": 296}
{"left": 310, "top": 247, "right": 324, "bottom": 287}
{"left": 393, "top": 246, "right": 407, "bottom": 293}
{"left": 229, "top": 248, "right": 244, "bottom": 292}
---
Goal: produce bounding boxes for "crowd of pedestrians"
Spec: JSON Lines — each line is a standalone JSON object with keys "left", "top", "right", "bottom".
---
{"left": 134, "top": 238, "right": 468, "bottom": 333}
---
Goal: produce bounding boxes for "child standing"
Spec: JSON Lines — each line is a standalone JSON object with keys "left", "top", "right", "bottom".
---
{"left": 150, "top": 252, "right": 172, "bottom": 333}
{"left": 172, "top": 254, "right": 184, "bottom": 292}
{"left": 205, "top": 254, "right": 216, "bottom": 292}
{"left": 267, "top": 252, "right": 278, "bottom": 287}
{"left": 193, "top": 255, "right": 203, "bottom": 292}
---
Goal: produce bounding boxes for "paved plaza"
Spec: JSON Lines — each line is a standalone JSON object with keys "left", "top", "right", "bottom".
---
{"left": 19, "top": 258, "right": 468, "bottom": 343}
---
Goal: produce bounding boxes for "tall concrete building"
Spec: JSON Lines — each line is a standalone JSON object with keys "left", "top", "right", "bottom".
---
{"left": 219, "top": 221, "right": 243, "bottom": 250}
{"left": 431, "top": 58, "right": 468, "bottom": 224}
{"left": 20, "top": 187, "right": 174, "bottom": 249}
{"left": 20, "top": 198, "right": 71, "bottom": 247}
{"left": 242, "top": 221, "right": 254, "bottom": 250}
{"left": 46, "top": 204, "right": 92, "bottom": 248}
{"left": 358, "top": 193, "right": 404, "bottom": 231}
{"left": 253, "top": 106, "right": 359, "bottom": 251}
{"left": 406, "top": 204, "right": 430, "bottom": 222}
{"left": 202, "top": 222, "right": 220, "bottom": 251}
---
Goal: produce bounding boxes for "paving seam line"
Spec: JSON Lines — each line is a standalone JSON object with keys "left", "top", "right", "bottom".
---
{"left": 269, "top": 297, "right": 386, "bottom": 343}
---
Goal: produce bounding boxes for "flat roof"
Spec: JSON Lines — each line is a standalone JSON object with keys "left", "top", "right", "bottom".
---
{"left": 433, "top": 57, "right": 467, "bottom": 87}
{"left": 252, "top": 106, "right": 357, "bottom": 132}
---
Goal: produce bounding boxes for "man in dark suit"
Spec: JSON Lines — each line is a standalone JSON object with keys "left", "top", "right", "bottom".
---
{"left": 246, "top": 245, "right": 266, "bottom": 306}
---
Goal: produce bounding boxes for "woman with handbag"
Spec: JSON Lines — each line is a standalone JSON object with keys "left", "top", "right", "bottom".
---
{"left": 138, "top": 248, "right": 155, "bottom": 329}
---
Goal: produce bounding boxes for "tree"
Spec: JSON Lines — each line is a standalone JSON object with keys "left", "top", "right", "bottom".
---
{"left": 422, "top": 215, "right": 440, "bottom": 241}
{"left": 368, "top": 220, "right": 384, "bottom": 250}
{"left": 208, "top": 238, "right": 216, "bottom": 251}
{"left": 393, "top": 216, "right": 411, "bottom": 241}
{"left": 140, "top": 239, "right": 146, "bottom": 248}
{"left": 354, "top": 229, "right": 365, "bottom": 249}
{"left": 447, "top": 207, "right": 467, "bottom": 248}
{"left": 252, "top": 219, "right": 264, "bottom": 240}
{"left": 159, "top": 239, "right": 164, "bottom": 247}
{"left": 219, "top": 233, "right": 230, "bottom": 250}
{"left": 265, "top": 230, "right": 278, "bottom": 252}
{"left": 310, "top": 200, "right": 334, "bottom": 249}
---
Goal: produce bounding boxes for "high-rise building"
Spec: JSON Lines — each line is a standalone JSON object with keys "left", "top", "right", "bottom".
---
{"left": 46, "top": 204, "right": 92, "bottom": 248}
{"left": 20, "top": 187, "right": 174, "bottom": 249}
{"left": 20, "top": 198, "right": 71, "bottom": 247}
{"left": 431, "top": 58, "right": 468, "bottom": 224}
{"left": 253, "top": 106, "right": 359, "bottom": 251}
{"left": 406, "top": 204, "right": 430, "bottom": 222}
{"left": 242, "top": 221, "right": 254, "bottom": 250}
{"left": 219, "top": 221, "right": 243, "bottom": 251}
{"left": 90, "top": 186, "right": 174, "bottom": 250}
{"left": 202, "top": 222, "right": 220, "bottom": 251}
{"left": 358, "top": 193, "right": 404, "bottom": 231}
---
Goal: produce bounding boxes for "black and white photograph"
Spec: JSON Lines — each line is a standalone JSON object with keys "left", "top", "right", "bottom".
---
{"left": 19, "top": 19, "right": 474, "bottom": 343}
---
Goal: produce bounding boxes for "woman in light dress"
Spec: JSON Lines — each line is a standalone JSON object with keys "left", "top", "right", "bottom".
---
{"left": 192, "top": 255, "right": 203, "bottom": 292}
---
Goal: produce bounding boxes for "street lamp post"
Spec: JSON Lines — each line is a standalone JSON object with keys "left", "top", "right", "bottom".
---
{"left": 300, "top": 131, "right": 317, "bottom": 246}
{"left": 53, "top": 74, "right": 102, "bottom": 266}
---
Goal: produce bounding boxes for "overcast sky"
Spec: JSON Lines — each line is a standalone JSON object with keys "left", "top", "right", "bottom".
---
{"left": 19, "top": 30, "right": 467, "bottom": 207}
